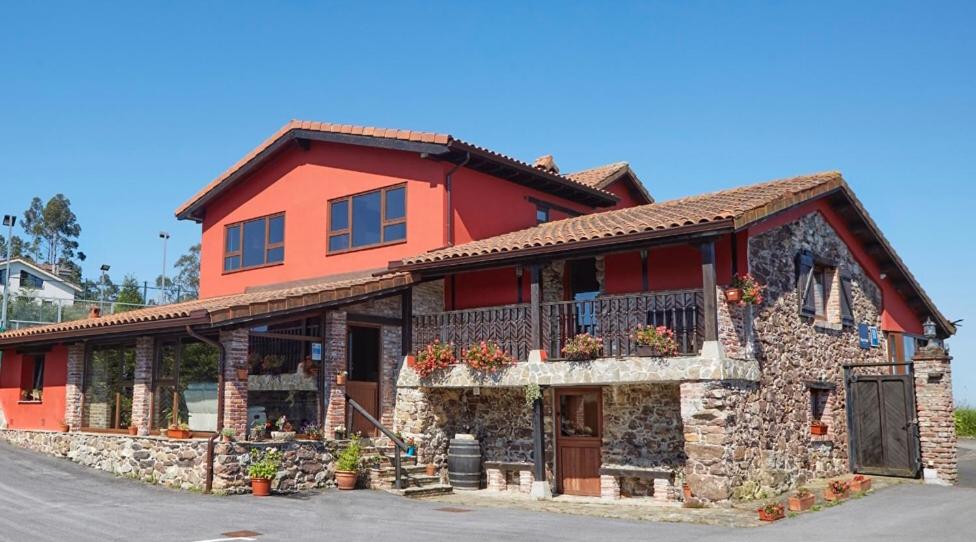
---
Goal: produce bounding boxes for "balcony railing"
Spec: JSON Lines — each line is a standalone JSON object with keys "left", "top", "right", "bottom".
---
{"left": 412, "top": 289, "right": 704, "bottom": 361}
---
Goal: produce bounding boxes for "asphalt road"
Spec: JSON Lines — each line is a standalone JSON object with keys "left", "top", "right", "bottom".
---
{"left": 2, "top": 441, "right": 976, "bottom": 542}
{"left": 957, "top": 438, "right": 976, "bottom": 488}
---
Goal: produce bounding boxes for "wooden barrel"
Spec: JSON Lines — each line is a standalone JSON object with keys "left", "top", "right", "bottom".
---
{"left": 447, "top": 438, "right": 482, "bottom": 490}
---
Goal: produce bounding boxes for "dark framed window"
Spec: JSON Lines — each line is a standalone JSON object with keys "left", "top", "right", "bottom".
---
{"left": 19, "top": 270, "right": 43, "bottom": 289}
{"left": 812, "top": 265, "right": 834, "bottom": 321}
{"left": 328, "top": 184, "right": 406, "bottom": 253}
{"left": 224, "top": 213, "right": 285, "bottom": 272}
{"left": 82, "top": 344, "right": 136, "bottom": 430}
{"left": 154, "top": 338, "right": 220, "bottom": 432}
{"left": 19, "top": 354, "right": 45, "bottom": 402}
{"left": 536, "top": 206, "right": 550, "bottom": 224}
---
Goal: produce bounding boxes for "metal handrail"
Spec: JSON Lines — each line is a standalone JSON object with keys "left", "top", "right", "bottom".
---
{"left": 344, "top": 394, "right": 408, "bottom": 490}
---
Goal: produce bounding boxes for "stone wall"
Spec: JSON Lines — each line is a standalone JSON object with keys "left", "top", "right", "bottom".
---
{"left": 0, "top": 429, "right": 336, "bottom": 493}
{"left": 729, "top": 211, "right": 889, "bottom": 495}
{"left": 602, "top": 384, "right": 683, "bottom": 470}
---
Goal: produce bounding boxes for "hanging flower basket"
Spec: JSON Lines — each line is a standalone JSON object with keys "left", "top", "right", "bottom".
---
{"left": 730, "top": 273, "right": 765, "bottom": 306}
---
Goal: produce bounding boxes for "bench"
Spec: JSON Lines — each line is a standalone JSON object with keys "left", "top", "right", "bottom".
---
{"left": 484, "top": 461, "right": 534, "bottom": 494}
{"left": 598, "top": 465, "right": 677, "bottom": 502}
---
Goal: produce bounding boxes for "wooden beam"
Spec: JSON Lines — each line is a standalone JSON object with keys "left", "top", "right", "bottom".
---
{"left": 346, "top": 313, "right": 403, "bottom": 327}
{"left": 530, "top": 264, "right": 542, "bottom": 351}
{"left": 700, "top": 241, "right": 719, "bottom": 342}
{"left": 532, "top": 394, "right": 546, "bottom": 482}
{"left": 640, "top": 250, "right": 649, "bottom": 292}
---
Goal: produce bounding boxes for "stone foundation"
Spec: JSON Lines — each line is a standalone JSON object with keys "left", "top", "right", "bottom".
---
{"left": 0, "top": 429, "right": 336, "bottom": 493}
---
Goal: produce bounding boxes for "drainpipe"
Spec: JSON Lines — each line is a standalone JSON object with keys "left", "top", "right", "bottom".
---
{"left": 443, "top": 152, "right": 470, "bottom": 248}
{"left": 186, "top": 325, "right": 226, "bottom": 494}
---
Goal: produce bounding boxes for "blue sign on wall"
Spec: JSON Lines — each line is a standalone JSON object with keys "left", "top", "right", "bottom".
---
{"left": 858, "top": 324, "right": 870, "bottom": 349}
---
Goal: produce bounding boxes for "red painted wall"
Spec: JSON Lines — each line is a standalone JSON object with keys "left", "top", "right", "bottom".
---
{"left": 450, "top": 267, "right": 529, "bottom": 310}
{"left": 199, "top": 142, "right": 449, "bottom": 297}
{"left": 0, "top": 345, "right": 68, "bottom": 430}
{"left": 604, "top": 178, "right": 650, "bottom": 209}
{"left": 747, "top": 200, "right": 924, "bottom": 334}
{"left": 602, "top": 235, "right": 736, "bottom": 295}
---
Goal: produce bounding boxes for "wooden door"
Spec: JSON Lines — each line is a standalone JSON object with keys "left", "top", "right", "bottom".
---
{"left": 556, "top": 387, "right": 603, "bottom": 496}
{"left": 848, "top": 373, "right": 920, "bottom": 477}
{"left": 347, "top": 326, "right": 381, "bottom": 436}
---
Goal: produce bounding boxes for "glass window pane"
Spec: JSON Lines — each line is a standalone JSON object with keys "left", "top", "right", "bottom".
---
{"left": 266, "top": 246, "right": 284, "bottom": 263}
{"left": 180, "top": 341, "right": 220, "bottom": 432}
{"left": 383, "top": 222, "right": 406, "bottom": 242}
{"left": 558, "top": 392, "right": 600, "bottom": 437}
{"left": 242, "top": 218, "right": 267, "bottom": 267}
{"left": 385, "top": 187, "right": 405, "bottom": 220}
{"left": 330, "top": 200, "right": 349, "bottom": 231}
{"left": 224, "top": 256, "right": 241, "bottom": 272}
{"left": 329, "top": 234, "right": 349, "bottom": 252}
{"left": 268, "top": 215, "right": 284, "bottom": 245}
{"left": 225, "top": 225, "right": 241, "bottom": 252}
{"left": 537, "top": 208, "right": 549, "bottom": 223}
{"left": 351, "top": 191, "right": 382, "bottom": 247}
{"left": 83, "top": 345, "right": 135, "bottom": 430}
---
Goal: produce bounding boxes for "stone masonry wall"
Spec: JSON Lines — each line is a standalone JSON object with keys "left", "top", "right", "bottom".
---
{"left": 603, "top": 384, "right": 684, "bottom": 472}
{"left": 0, "top": 429, "right": 337, "bottom": 494}
{"left": 730, "top": 211, "right": 889, "bottom": 495}
{"left": 131, "top": 337, "right": 154, "bottom": 434}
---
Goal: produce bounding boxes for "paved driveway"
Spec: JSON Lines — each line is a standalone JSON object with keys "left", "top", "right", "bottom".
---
{"left": 2, "top": 441, "right": 975, "bottom": 542}
{"left": 957, "top": 438, "right": 976, "bottom": 488}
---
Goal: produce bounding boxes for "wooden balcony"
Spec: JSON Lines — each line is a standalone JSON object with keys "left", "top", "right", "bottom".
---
{"left": 412, "top": 289, "right": 704, "bottom": 361}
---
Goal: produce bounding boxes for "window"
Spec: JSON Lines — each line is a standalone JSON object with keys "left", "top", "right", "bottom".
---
{"left": 558, "top": 390, "right": 601, "bottom": 438}
{"left": 19, "top": 354, "right": 45, "bottom": 402}
{"left": 154, "top": 339, "right": 220, "bottom": 432}
{"left": 536, "top": 206, "right": 550, "bottom": 224}
{"left": 0, "top": 269, "right": 6, "bottom": 285}
{"left": 328, "top": 185, "right": 406, "bottom": 252}
{"left": 797, "top": 251, "right": 854, "bottom": 326}
{"left": 83, "top": 344, "right": 136, "bottom": 430}
{"left": 19, "top": 270, "right": 43, "bottom": 289}
{"left": 224, "top": 213, "right": 284, "bottom": 272}
{"left": 812, "top": 265, "right": 834, "bottom": 320}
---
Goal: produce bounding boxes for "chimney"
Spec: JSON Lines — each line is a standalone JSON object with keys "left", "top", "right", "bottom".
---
{"left": 88, "top": 307, "right": 101, "bottom": 319}
{"left": 532, "top": 155, "right": 559, "bottom": 174}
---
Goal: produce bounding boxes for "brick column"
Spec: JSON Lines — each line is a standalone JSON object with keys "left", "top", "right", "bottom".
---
{"left": 65, "top": 343, "right": 85, "bottom": 431}
{"left": 324, "top": 311, "right": 348, "bottom": 437}
{"left": 220, "top": 328, "right": 250, "bottom": 438}
{"left": 130, "top": 337, "right": 154, "bottom": 435}
{"left": 913, "top": 344, "right": 957, "bottom": 485}
{"left": 680, "top": 381, "right": 734, "bottom": 501}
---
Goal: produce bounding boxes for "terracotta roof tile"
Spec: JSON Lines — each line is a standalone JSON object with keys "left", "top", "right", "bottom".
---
{"left": 397, "top": 171, "right": 844, "bottom": 266}
{"left": 565, "top": 162, "right": 630, "bottom": 188}
{"left": 0, "top": 272, "right": 413, "bottom": 345}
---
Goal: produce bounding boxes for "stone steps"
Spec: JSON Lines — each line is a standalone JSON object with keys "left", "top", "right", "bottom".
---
{"left": 389, "top": 484, "right": 454, "bottom": 498}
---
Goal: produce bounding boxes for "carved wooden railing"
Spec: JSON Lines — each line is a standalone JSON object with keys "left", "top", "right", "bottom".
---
{"left": 413, "top": 302, "right": 533, "bottom": 361}
{"left": 541, "top": 290, "right": 704, "bottom": 358}
{"left": 412, "top": 290, "right": 704, "bottom": 361}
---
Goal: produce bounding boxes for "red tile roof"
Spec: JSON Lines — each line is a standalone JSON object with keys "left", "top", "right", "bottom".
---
{"left": 175, "top": 120, "right": 618, "bottom": 221}
{"left": 396, "top": 171, "right": 843, "bottom": 266}
{"left": 565, "top": 162, "right": 630, "bottom": 188}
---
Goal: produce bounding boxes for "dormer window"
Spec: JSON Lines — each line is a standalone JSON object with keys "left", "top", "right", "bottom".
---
{"left": 223, "top": 213, "right": 285, "bottom": 272}
{"left": 328, "top": 184, "right": 406, "bottom": 253}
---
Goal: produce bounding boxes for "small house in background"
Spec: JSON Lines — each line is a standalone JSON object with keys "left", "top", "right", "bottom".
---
{"left": 0, "top": 120, "right": 958, "bottom": 500}
{"left": 0, "top": 258, "right": 82, "bottom": 328}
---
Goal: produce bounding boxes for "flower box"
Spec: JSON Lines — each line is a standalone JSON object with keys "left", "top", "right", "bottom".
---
{"left": 788, "top": 492, "right": 815, "bottom": 511}
{"left": 166, "top": 428, "right": 192, "bottom": 439}
{"left": 850, "top": 475, "right": 872, "bottom": 492}
{"left": 757, "top": 504, "right": 785, "bottom": 522}
{"left": 810, "top": 422, "right": 828, "bottom": 435}
{"left": 824, "top": 481, "right": 850, "bottom": 501}
{"left": 725, "top": 287, "right": 743, "bottom": 303}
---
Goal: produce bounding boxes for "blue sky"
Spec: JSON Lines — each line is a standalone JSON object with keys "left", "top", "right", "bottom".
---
{"left": 1, "top": 1, "right": 973, "bottom": 401}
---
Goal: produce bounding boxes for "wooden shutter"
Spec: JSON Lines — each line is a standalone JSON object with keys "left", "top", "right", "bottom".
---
{"left": 839, "top": 272, "right": 855, "bottom": 326}
{"left": 796, "top": 251, "right": 816, "bottom": 317}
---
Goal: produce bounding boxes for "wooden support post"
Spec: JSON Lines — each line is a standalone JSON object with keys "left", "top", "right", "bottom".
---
{"left": 700, "top": 240, "right": 719, "bottom": 342}
{"left": 530, "top": 264, "right": 542, "bottom": 351}
{"left": 640, "top": 250, "right": 649, "bottom": 292}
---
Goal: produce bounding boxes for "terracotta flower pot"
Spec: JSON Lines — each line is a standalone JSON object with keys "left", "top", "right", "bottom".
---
{"left": 810, "top": 422, "right": 828, "bottom": 436}
{"left": 335, "top": 470, "right": 358, "bottom": 490}
{"left": 788, "top": 493, "right": 815, "bottom": 511}
{"left": 725, "top": 288, "right": 743, "bottom": 303}
{"left": 426, "top": 464, "right": 437, "bottom": 477}
{"left": 851, "top": 476, "right": 872, "bottom": 492}
{"left": 336, "top": 374, "right": 347, "bottom": 386}
{"left": 166, "top": 428, "right": 192, "bottom": 439}
{"left": 58, "top": 424, "right": 70, "bottom": 433}
{"left": 236, "top": 368, "right": 248, "bottom": 381}
{"left": 758, "top": 507, "right": 785, "bottom": 522}
{"left": 683, "top": 482, "right": 693, "bottom": 500}
{"left": 824, "top": 486, "right": 849, "bottom": 501}
{"left": 128, "top": 426, "right": 139, "bottom": 436}
{"left": 251, "top": 477, "right": 271, "bottom": 497}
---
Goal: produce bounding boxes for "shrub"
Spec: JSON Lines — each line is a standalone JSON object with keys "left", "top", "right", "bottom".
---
{"left": 561, "top": 333, "right": 604, "bottom": 361}
{"left": 632, "top": 325, "right": 679, "bottom": 356}
{"left": 247, "top": 448, "right": 282, "bottom": 480}
{"left": 336, "top": 436, "right": 363, "bottom": 472}
{"left": 955, "top": 406, "right": 976, "bottom": 437}
{"left": 462, "top": 341, "right": 515, "bottom": 372}
{"left": 409, "top": 340, "right": 457, "bottom": 377}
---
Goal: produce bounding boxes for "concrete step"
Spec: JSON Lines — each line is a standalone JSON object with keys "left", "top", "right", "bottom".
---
{"left": 369, "top": 464, "right": 429, "bottom": 477}
{"left": 389, "top": 484, "right": 454, "bottom": 498}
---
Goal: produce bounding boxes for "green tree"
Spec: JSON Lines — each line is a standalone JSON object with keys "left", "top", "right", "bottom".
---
{"left": 0, "top": 234, "right": 31, "bottom": 261}
{"left": 172, "top": 244, "right": 200, "bottom": 300}
{"left": 115, "top": 275, "right": 145, "bottom": 311}
{"left": 21, "top": 194, "right": 82, "bottom": 271}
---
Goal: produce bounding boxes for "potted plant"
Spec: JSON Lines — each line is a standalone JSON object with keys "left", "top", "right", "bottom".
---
{"left": 405, "top": 437, "right": 417, "bottom": 457}
{"left": 335, "top": 370, "right": 348, "bottom": 386}
{"left": 632, "top": 325, "right": 679, "bottom": 357}
{"left": 300, "top": 423, "right": 322, "bottom": 441}
{"left": 788, "top": 487, "right": 815, "bottom": 511}
{"left": 166, "top": 420, "right": 192, "bottom": 439}
{"left": 247, "top": 447, "right": 282, "bottom": 497}
{"left": 57, "top": 419, "right": 70, "bottom": 433}
{"left": 270, "top": 415, "right": 296, "bottom": 441}
{"left": 810, "top": 420, "right": 828, "bottom": 435}
{"left": 725, "top": 286, "right": 743, "bottom": 303}
{"left": 220, "top": 427, "right": 236, "bottom": 442}
{"left": 31, "top": 388, "right": 43, "bottom": 402}
{"left": 824, "top": 479, "right": 850, "bottom": 501}
{"left": 335, "top": 436, "right": 363, "bottom": 490}
{"left": 426, "top": 463, "right": 438, "bottom": 477}
{"left": 409, "top": 340, "right": 458, "bottom": 378}
{"left": 850, "top": 474, "right": 872, "bottom": 492}
{"left": 462, "top": 341, "right": 515, "bottom": 373}
{"left": 757, "top": 502, "right": 785, "bottom": 522}
{"left": 250, "top": 420, "right": 267, "bottom": 442}
{"left": 560, "top": 333, "right": 604, "bottom": 361}
{"left": 128, "top": 425, "right": 139, "bottom": 436}
{"left": 730, "top": 273, "right": 765, "bottom": 306}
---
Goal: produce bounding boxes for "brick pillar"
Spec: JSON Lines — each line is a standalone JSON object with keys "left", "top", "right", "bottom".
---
{"left": 65, "top": 343, "right": 85, "bottom": 431}
{"left": 324, "top": 311, "right": 347, "bottom": 438}
{"left": 913, "top": 344, "right": 957, "bottom": 485}
{"left": 680, "top": 381, "right": 733, "bottom": 501}
{"left": 130, "top": 337, "right": 154, "bottom": 435}
{"left": 220, "top": 328, "right": 250, "bottom": 438}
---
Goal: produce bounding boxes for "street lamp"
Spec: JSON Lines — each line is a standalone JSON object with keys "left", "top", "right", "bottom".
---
{"left": 159, "top": 231, "right": 170, "bottom": 304}
{"left": 1, "top": 214, "right": 17, "bottom": 331}
{"left": 99, "top": 264, "right": 111, "bottom": 314}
